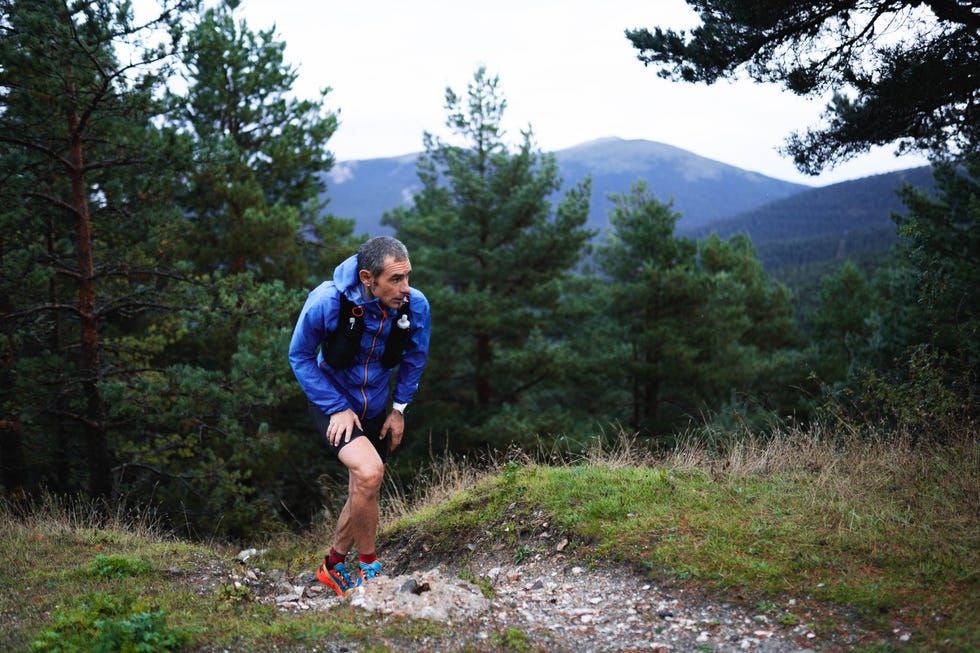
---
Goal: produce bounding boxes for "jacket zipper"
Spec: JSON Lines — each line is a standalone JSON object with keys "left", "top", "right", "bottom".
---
{"left": 358, "top": 307, "right": 388, "bottom": 420}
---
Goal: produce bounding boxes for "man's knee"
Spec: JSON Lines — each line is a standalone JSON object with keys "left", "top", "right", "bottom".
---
{"left": 340, "top": 441, "right": 385, "bottom": 494}
{"left": 353, "top": 459, "right": 384, "bottom": 491}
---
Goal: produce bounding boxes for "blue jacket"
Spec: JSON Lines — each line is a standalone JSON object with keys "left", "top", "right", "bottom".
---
{"left": 288, "top": 255, "right": 430, "bottom": 421}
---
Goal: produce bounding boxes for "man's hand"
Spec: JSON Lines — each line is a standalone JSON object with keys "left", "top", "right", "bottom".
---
{"left": 381, "top": 410, "right": 405, "bottom": 452}
{"left": 326, "top": 409, "right": 361, "bottom": 446}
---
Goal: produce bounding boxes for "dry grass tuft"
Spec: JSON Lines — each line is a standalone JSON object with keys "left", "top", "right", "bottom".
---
{"left": 0, "top": 491, "right": 167, "bottom": 542}
{"left": 379, "top": 450, "right": 504, "bottom": 530}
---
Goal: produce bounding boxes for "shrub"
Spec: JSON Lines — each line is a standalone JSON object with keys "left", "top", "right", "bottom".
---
{"left": 30, "top": 592, "right": 188, "bottom": 653}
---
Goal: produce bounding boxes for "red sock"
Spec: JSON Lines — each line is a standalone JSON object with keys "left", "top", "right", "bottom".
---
{"left": 359, "top": 552, "right": 378, "bottom": 565}
{"left": 328, "top": 548, "right": 346, "bottom": 568}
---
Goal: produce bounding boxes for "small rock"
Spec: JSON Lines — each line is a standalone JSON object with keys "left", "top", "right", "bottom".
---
{"left": 236, "top": 548, "right": 265, "bottom": 562}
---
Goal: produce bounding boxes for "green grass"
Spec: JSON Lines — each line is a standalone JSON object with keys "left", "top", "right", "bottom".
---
{"left": 1, "top": 424, "right": 977, "bottom": 652}
{"left": 382, "top": 427, "right": 979, "bottom": 652}
{"left": 0, "top": 507, "right": 425, "bottom": 652}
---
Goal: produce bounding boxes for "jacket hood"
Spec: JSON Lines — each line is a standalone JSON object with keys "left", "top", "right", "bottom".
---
{"left": 333, "top": 254, "right": 362, "bottom": 299}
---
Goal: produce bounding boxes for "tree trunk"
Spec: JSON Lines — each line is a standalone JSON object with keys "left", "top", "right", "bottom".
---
{"left": 68, "top": 106, "right": 111, "bottom": 499}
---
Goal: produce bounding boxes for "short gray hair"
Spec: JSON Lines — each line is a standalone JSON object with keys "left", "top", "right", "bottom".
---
{"left": 357, "top": 236, "right": 409, "bottom": 278}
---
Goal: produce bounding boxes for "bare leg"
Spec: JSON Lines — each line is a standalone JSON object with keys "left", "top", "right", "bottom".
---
{"left": 333, "top": 437, "right": 385, "bottom": 557}
{"left": 330, "top": 477, "right": 355, "bottom": 555}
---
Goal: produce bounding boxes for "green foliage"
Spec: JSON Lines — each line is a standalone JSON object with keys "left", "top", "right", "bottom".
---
{"left": 85, "top": 555, "right": 152, "bottom": 581}
{"left": 824, "top": 345, "right": 975, "bottom": 443}
{"left": 627, "top": 1, "right": 980, "bottom": 174}
{"left": 217, "top": 582, "right": 254, "bottom": 604}
{"left": 172, "top": 1, "right": 349, "bottom": 284}
{"left": 30, "top": 592, "right": 188, "bottom": 653}
{"left": 383, "top": 67, "right": 594, "bottom": 452}
{"left": 807, "top": 154, "right": 980, "bottom": 441}
{"left": 93, "top": 272, "right": 310, "bottom": 537}
{"left": 894, "top": 154, "right": 980, "bottom": 376}
{"left": 592, "top": 182, "right": 806, "bottom": 436}
{"left": 498, "top": 627, "right": 532, "bottom": 653}
{"left": 806, "top": 260, "right": 879, "bottom": 382}
{"left": 0, "top": 0, "right": 349, "bottom": 536}
{"left": 593, "top": 181, "right": 702, "bottom": 432}
{"left": 458, "top": 568, "right": 496, "bottom": 599}
{"left": 502, "top": 460, "right": 521, "bottom": 484}
{"left": 0, "top": 0, "right": 200, "bottom": 497}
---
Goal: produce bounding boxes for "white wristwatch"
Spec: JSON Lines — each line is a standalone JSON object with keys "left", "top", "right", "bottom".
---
{"left": 392, "top": 402, "right": 407, "bottom": 414}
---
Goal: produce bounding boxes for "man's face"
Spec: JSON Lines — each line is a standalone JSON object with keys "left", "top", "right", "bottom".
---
{"left": 361, "top": 256, "right": 412, "bottom": 310}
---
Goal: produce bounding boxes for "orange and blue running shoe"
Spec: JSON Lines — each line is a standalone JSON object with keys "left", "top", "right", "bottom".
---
{"left": 359, "top": 560, "right": 382, "bottom": 584}
{"left": 317, "top": 559, "right": 357, "bottom": 596}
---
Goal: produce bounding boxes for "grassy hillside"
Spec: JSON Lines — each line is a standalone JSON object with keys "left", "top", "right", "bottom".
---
{"left": 2, "top": 425, "right": 976, "bottom": 652}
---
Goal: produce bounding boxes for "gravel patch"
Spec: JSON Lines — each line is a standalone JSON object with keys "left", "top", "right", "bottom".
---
{"left": 231, "top": 548, "right": 892, "bottom": 652}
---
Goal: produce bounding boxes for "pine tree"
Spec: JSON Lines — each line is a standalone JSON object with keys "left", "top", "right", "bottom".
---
{"left": 894, "top": 155, "right": 980, "bottom": 375}
{"left": 0, "top": 0, "right": 197, "bottom": 498}
{"left": 173, "top": 1, "right": 348, "bottom": 283}
{"left": 98, "top": 2, "right": 356, "bottom": 535}
{"left": 384, "top": 67, "right": 593, "bottom": 451}
{"left": 807, "top": 260, "right": 879, "bottom": 382}
{"left": 698, "top": 233, "right": 806, "bottom": 423}
{"left": 627, "top": 0, "right": 980, "bottom": 174}
{"left": 593, "top": 181, "right": 706, "bottom": 434}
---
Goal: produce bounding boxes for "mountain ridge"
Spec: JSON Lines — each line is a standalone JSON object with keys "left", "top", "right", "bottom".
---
{"left": 686, "top": 166, "right": 936, "bottom": 269}
{"left": 322, "top": 137, "right": 811, "bottom": 237}
{"left": 321, "top": 137, "right": 935, "bottom": 274}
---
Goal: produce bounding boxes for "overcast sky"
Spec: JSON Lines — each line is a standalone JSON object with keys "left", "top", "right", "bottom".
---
{"left": 179, "top": 0, "right": 931, "bottom": 186}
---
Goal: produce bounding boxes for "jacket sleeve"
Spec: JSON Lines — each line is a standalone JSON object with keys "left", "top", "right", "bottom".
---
{"left": 392, "top": 289, "right": 431, "bottom": 406}
{"left": 288, "top": 284, "right": 351, "bottom": 416}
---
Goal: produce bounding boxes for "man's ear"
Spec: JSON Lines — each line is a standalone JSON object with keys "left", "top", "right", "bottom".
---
{"left": 358, "top": 269, "right": 373, "bottom": 285}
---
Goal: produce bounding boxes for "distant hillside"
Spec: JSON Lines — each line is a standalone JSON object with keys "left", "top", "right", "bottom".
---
{"left": 683, "top": 166, "right": 936, "bottom": 270}
{"left": 554, "top": 138, "right": 809, "bottom": 234}
{"left": 324, "top": 153, "right": 420, "bottom": 237}
{"left": 322, "top": 137, "right": 810, "bottom": 237}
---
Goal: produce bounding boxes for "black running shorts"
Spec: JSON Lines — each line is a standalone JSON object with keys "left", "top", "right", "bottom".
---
{"left": 308, "top": 402, "right": 389, "bottom": 464}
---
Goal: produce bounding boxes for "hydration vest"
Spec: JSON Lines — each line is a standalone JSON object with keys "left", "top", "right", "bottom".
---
{"left": 321, "top": 293, "right": 411, "bottom": 370}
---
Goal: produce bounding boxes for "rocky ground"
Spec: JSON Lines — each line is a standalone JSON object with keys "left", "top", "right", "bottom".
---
{"left": 223, "top": 546, "right": 909, "bottom": 652}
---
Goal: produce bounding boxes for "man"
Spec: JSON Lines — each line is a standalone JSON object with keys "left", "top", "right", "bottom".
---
{"left": 288, "top": 236, "right": 430, "bottom": 596}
